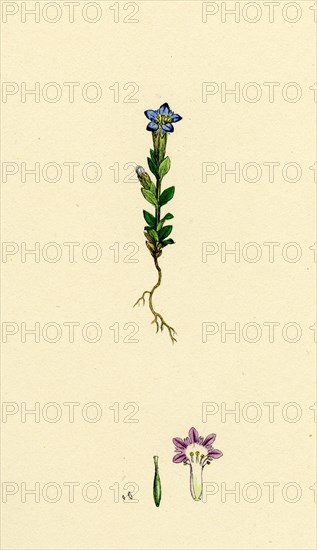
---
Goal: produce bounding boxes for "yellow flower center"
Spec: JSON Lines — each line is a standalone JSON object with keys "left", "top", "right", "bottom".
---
{"left": 155, "top": 114, "right": 171, "bottom": 125}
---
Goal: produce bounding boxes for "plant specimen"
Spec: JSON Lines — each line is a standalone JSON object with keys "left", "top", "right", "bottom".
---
{"left": 153, "top": 455, "right": 161, "bottom": 507}
{"left": 134, "top": 102, "right": 182, "bottom": 344}
{"left": 172, "top": 427, "right": 223, "bottom": 501}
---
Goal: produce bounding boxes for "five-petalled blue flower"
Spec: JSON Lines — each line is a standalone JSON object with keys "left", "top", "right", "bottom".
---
{"left": 144, "top": 103, "right": 182, "bottom": 134}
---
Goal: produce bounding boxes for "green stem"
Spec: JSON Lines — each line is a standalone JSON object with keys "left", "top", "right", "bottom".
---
{"left": 152, "top": 131, "right": 167, "bottom": 166}
{"left": 152, "top": 131, "right": 166, "bottom": 227}
{"left": 155, "top": 177, "right": 162, "bottom": 224}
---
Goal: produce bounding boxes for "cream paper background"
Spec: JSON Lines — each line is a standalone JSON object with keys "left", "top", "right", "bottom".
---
{"left": 1, "top": 1, "right": 316, "bottom": 549}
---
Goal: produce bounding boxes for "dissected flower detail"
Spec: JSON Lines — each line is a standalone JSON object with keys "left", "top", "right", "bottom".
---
{"left": 153, "top": 455, "right": 161, "bottom": 507}
{"left": 172, "top": 427, "right": 223, "bottom": 501}
{"left": 133, "top": 102, "right": 182, "bottom": 343}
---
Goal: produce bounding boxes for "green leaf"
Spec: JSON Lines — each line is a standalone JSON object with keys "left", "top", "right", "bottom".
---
{"left": 139, "top": 172, "right": 156, "bottom": 195}
{"left": 142, "top": 178, "right": 156, "bottom": 195}
{"left": 148, "top": 229, "right": 159, "bottom": 242}
{"left": 158, "top": 225, "right": 173, "bottom": 241}
{"left": 162, "top": 213, "right": 174, "bottom": 221}
{"left": 149, "top": 181, "right": 156, "bottom": 195}
{"left": 159, "top": 186, "right": 175, "bottom": 206}
{"left": 150, "top": 149, "right": 157, "bottom": 164}
{"left": 157, "top": 213, "right": 174, "bottom": 232}
{"left": 141, "top": 188, "right": 158, "bottom": 207}
{"left": 162, "top": 238, "right": 175, "bottom": 247}
{"left": 147, "top": 157, "right": 158, "bottom": 178}
{"left": 143, "top": 210, "right": 156, "bottom": 228}
{"left": 158, "top": 156, "right": 171, "bottom": 179}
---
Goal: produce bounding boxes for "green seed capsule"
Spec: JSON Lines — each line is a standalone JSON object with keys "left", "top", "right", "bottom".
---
{"left": 153, "top": 455, "right": 161, "bottom": 507}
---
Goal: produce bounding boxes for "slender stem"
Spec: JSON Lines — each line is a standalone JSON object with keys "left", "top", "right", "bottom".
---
{"left": 152, "top": 130, "right": 166, "bottom": 227}
{"left": 155, "top": 177, "right": 162, "bottom": 224}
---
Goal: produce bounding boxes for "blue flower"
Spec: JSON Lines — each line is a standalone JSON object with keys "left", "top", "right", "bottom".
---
{"left": 144, "top": 103, "right": 182, "bottom": 134}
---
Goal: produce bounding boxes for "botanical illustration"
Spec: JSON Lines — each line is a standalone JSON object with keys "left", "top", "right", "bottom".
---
{"left": 134, "top": 103, "right": 182, "bottom": 344}
{"left": 172, "top": 427, "right": 223, "bottom": 501}
{"left": 153, "top": 455, "right": 161, "bottom": 507}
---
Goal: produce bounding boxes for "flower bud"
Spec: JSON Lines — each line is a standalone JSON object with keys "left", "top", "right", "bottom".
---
{"left": 135, "top": 166, "right": 153, "bottom": 189}
{"left": 135, "top": 165, "right": 145, "bottom": 177}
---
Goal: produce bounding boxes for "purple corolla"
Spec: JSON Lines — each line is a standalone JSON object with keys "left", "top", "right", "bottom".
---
{"left": 173, "top": 427, "right": 223, "bottom": 501}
